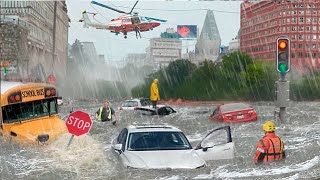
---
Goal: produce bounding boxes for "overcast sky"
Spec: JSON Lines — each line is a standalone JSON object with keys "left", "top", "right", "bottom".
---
{"left": 66, "top": 0, "right": 241, "bottom": 61}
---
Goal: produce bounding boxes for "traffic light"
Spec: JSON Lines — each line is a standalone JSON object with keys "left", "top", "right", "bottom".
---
{"left": 276, "top": 37, "right": 290, "bottom": 74}
{"left": 3, "top": 67, "right": 7, "bottom": 76}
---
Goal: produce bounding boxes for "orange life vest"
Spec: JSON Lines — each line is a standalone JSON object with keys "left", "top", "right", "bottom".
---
{"left": 259, "top": 136, "right": 284, "bottom": 163}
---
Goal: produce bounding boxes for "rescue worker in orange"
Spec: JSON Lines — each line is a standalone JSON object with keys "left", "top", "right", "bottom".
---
{"left": 254, "top": 121, "right": 285, "bottom": 164}
{"left": 150, "top": 79, "right": 160, "bottom": 109}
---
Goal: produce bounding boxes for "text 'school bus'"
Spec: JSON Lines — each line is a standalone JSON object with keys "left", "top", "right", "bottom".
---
{"left": 0, "top": 81, "right": 66, "bottom": 144}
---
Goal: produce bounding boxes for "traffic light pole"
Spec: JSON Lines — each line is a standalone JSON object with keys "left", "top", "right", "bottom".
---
{"left": 275, "top": 74, "right": 289, "bottom": 125}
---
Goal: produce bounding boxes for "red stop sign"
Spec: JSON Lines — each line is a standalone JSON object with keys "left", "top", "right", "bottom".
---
{"left": 66, "top": 111, "right": 93, "bottom": 136}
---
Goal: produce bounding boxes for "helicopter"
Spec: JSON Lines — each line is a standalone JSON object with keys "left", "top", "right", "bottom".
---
{"left": 80, "top": 1, "right": 167, "bottom": 39}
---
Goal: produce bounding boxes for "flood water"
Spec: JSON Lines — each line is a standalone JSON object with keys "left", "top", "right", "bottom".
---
{"left": 0, "top": 100, "right": 319, "bottom": 180}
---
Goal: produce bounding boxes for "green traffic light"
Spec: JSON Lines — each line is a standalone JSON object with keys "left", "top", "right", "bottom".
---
{"left": 278, "top": 63, "right": 287, "bottom": 74}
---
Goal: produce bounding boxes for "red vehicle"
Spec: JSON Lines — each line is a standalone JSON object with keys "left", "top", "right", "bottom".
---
{"left": 209, "top": 103, "right": 257, "bottom": 123}
{"left": 80, "top": 1, "right": 166, "bottom": 39}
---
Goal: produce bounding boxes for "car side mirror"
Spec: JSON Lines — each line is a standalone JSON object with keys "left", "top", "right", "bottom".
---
{"left": 201, "top": 142, "right": 214, "bottom": 149}
{"left": 114, "top": 144, "right": 123, "bottom": 153}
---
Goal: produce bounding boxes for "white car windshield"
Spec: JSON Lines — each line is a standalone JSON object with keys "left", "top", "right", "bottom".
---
{"left": 127, "top": 131, "right": 192, "bottom": 151}
{"left": 122, "top": 101, "right": 139, "bottom": 107}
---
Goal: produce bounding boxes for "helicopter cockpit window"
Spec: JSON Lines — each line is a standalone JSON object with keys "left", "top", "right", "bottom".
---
{"left": 122, "top": 18, "right": 131, "bottom": 23}
{"left": 131, "top": 17, "right": 140, "bottom": 24}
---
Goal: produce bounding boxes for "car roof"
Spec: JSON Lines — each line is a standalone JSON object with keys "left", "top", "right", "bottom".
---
{"left": 127, "top": 124, "right": 182, "bottom": 133}
{"left": 124, "top": 98, "right": 150, "bottom": 102}
{"left": 124, "top": 99, "right": 140, "bottom": 102}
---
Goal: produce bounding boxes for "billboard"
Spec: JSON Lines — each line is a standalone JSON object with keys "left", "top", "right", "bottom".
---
{"left": 177, "top": 25, "right": 197, "bottom": 39}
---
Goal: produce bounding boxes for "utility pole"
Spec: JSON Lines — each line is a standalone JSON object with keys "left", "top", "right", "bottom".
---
{"left": 275, "top": 36, "right": 290, "bottom": 125}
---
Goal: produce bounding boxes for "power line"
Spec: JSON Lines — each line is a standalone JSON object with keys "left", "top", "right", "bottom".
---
{"left": 93, "top": 1, "right": 239, "bottom": 14}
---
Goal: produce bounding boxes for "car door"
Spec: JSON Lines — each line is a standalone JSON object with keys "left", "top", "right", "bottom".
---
{"left": 194, "top": 126, "right": 234, "bottom": 161}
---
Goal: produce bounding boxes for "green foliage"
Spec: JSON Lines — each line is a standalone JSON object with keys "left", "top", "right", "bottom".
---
{"left": 132, "top": 51, "right": 320, "bottom": 101}
{"left": 291, "top": 73, "right": 320, "bottom": 100}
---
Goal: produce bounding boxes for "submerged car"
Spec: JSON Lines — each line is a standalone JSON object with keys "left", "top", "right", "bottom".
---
{"left": 135, "top": 106, "right": 175, "bottom": 116}
{"left": 119, "top": 98, "right": 158, "bottom": 111}
{"left": 111, "top": 124, "right": 234, "bottom": 169}
{"left": 209, "top": 102, "right": 257, "bottom": 122}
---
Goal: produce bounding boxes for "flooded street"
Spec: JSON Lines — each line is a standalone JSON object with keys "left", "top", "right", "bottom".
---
{"left": 1, "top": 101, "right": 319, "bottom": 180}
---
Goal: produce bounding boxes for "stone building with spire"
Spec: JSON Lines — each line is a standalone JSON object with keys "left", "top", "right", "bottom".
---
{"left": 189, "top": 10, "right": 221, "bottom": 65}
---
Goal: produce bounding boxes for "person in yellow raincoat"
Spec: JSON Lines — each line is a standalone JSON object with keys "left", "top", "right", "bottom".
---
{"left": 150, "top": 79, "right": 160, "bottom": 109}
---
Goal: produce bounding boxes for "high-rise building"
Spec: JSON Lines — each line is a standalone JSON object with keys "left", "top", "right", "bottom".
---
{"left": 193, "top": 10, "right": 221, "bottom": 64}
{"left": 149, "top": 28, "right": 182, "bottom": 69}
{"left": 81, "top": 42, "right": 99, "bottom": 65}
{"left": 0, "top": 1, "right": 69, "bottom": 81}
{"left": 150, "top": 38, "right": 182, "bottom": 69}
{"left": 240, "top": 0, "right": 320, "bottom": 70}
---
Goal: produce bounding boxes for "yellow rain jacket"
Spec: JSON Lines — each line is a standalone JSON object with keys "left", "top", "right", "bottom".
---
{"left": 150, "top": 79, "right": 160, "bottom": 101}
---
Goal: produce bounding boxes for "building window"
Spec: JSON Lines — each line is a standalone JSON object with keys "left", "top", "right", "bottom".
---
{"left": 299, "top": 26, "right": 304, "bottom": 31}
{"left": 292, "top": 35, "right": 296, "bottom": 40}
{"left": 292, "top": 18, "right": 296, "bottom": 22}
{"left": 299, "top": 17, "right": 304, "bottom": 22}
{"left": 291, "top": 53, "right": 296, "bottom": 58}
{"left": 305, "top": 53, "right": 310, "bottom": 58}
{"left": 306, "top": 26, "right": 310, "bottom": 31}
{"left": 313, "top": 44, "right": 317, "bottom": 49}
{"left": 298, "top": 35, "right": 303, "bottom": 40}
{"left": 313, "top": 26, "right": 317, "bottom": 31}
{"left": 307, "top": 35, "right": 311, "bottom": 40}
{"left": 293, "top": 4, "right": 297, "bottom": 8}
{"left": 313, "top": 18, "right": 317, "bottom": 23}
{"left": 306, "top": 44, "right": 310, "bottom": 48}
{"left": 306, "top": 18, "right": 311, "bottom": 23}
{"left": 312, "top": 53, "right": 316, "bottom": 58}
{"left": 292, "top": 26, "right": 296, "bottom": 31}
{"left": 298, "top": 52, "right": 303, "bottom": 58}
{"left": 306, "top": 10, "right": 310, "bottom": 15}
{"left": 307, "top": 4, "right": 312, "bottom": 8}
{"left": 299, "top": 4, "right": 304, "bottom": 8}
{"left": 314, "top": 10, "right": 317, "bottom": 15}
{"left": 299, "top": 44, "right": 303, "bottom": 48}
{"left": 313, "top": 35, "right": 317, "bottom": 40}
{"left": 292, "top": 43, "right": 296, "bottom": 48}
{"left": 298, "top": 10, "right": 304, "bottom": 15}
{"left": 293, "top": 10, "right": 297, "bottom": 15}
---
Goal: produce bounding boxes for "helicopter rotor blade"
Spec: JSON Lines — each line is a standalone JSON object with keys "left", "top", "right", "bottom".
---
{"left": 145, "top": 17, "right": 167, "bottom": 22}
{"left": 129, "top": 0, "right": 139, "bottom": 14}
{"left": 91, "top": 1, "right": 126, "bottom": 14}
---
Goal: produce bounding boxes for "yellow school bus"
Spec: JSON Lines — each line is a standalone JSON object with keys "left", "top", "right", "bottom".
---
{"left": 1, "top": 81, "right": 66, "bottom": 144}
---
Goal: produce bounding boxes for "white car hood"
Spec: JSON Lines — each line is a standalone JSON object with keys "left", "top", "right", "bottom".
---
{"left": 122, "top": 149, "right": 205, "bottom": 169}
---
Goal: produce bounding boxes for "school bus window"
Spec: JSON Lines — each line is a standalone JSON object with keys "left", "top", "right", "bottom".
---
{"left": 49, "top": 99, "right": 57, "bottom": 114}
{"left": 2, "top": 98, "right": 58, "bottom": 123}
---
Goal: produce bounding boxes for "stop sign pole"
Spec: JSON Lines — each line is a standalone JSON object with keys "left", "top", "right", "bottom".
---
{"left": 65, "top": 110, "right": 93, "bottom": 148}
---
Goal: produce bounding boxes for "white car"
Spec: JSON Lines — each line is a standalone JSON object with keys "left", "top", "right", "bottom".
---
{"left": 119, "top": 98, "right": 164, "bottom": 111}
{"left": 111, "top": 124, "right": 234, "bottom": 169}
